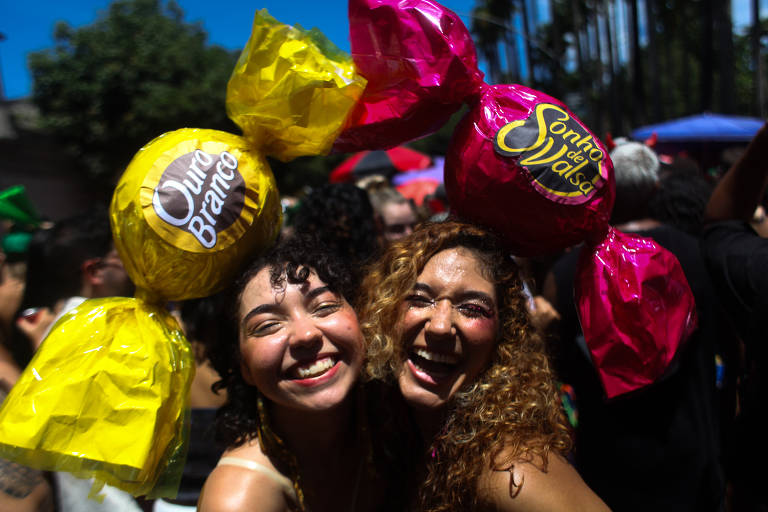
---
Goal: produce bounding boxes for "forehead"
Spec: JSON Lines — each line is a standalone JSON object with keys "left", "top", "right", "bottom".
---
{"left": 239, "top": 266, "right": 323, "bottom": 308}
{"left": 380, "top": 201, "right": 416, "bottom": 222}
{"left": 418, "top": 247, "right": 494, "bottom": 294}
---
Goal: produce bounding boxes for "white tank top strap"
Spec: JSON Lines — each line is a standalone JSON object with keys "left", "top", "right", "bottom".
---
{"left": 217, "top": 456, "right": 298, "bottom": 502}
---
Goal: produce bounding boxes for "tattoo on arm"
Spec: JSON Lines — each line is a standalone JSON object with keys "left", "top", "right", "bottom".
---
{"left": 0, "top": 458, "right": 45, "bottom": 499}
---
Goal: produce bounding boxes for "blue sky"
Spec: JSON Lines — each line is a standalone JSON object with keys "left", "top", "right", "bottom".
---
{"left": 0, "top": 0, "right": 476, "bottom": 99}
{"left": 0, "top": 0, "right": 763, "bottom": 100}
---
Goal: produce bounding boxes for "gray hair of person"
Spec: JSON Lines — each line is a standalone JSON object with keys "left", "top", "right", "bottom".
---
{"left": 609, "top": 141, "right": 660, "bottom": 221}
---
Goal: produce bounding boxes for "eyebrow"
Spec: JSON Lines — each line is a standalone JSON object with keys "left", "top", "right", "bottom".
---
{"left": 240, "top": 285, "right": 337, "bottom": 327}
{"left": 412, "top": 282, "right": 434, "bottom": 294}
{"left": 412, "top": 282, "right": 496, "bottom": 309}
{"left": 241, "top": 304, "right": 280, "bottom": 327}
{"left": 305, "top": 285, "right": 334, "bottom": 302}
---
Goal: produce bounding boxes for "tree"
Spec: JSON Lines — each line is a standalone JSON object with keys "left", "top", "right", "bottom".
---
{"left": 752, "top": 0, "right": 767, "bottom": 116}
{"left": 28, "top": 0, "right": 239, "bottom": 193}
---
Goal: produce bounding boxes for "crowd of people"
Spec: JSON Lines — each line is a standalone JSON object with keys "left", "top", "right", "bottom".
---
{"left": 0, "top": 121, "right": 767, "bottom": 511}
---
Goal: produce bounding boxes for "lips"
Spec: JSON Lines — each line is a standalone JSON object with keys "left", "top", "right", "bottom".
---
{"left": 407, "top": 347, "right": 460, "bottom": 384}
{"left": 284, "top": 355, "right": 343, "bottom": 387}
{"left": 292, "top": 356, "right": 336, "bottom": 379}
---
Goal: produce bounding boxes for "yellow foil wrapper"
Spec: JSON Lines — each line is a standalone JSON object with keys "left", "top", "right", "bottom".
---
{"left": 111, "top": 128, "right": 281, "bottom": 301}
{"left": 227, "top": 9, "right": 366, "bottom": 161}
{"left": 0, "top": 298, "right": 194, "bottom": 498}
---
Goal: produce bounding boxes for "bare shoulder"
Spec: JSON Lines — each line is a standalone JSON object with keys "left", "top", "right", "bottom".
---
{"left": 477, "top": 452, "right": 611, "bottom": 512}
{"left": 198, "top": 444, "right": 292, "bottom": 512}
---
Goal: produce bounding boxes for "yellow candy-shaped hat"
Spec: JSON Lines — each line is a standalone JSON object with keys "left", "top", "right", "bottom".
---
{"left": 0, "top": 297, "right": 193, "bottom": 498}
{"left": 227, "top": 10, "right": 366, "bottom": 161}
{"left": 111, "top": 128, "right": 281, "bottom": 301}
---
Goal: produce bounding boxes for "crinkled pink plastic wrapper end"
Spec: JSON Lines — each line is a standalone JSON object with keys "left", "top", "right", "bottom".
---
{"left": 575, "top": 228, "right": 698, "bottom": 399}
{"left": 333, "top": 0, "right": 484, "bottom": 153}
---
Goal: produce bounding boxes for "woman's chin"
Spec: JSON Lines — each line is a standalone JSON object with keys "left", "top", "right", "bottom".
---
{"left": 274, "top": 364, "right": 359, "bottom": 413}
{"left": 397, "top": 368, "right": 455, "bottom": 411}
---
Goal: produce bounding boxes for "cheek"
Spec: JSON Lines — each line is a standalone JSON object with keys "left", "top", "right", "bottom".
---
{"left": 239, "top": 339, "right": 282, "bottom": 385}
{"left": 399, "top": 306, "right": 426, "bottom": 333}
{"left": 395, "top": 310, "right": 421, "bottom": 351}
{"left": 323, "top": 313, "right": 365, "bottom": 361}
{"left": 462, "top": 318, "right": 499, "bottom": 357}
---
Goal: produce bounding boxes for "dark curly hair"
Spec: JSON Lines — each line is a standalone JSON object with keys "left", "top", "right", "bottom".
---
{"left": 292, "top": 183, "right": 379, "bottom": 281}
{"left": 357, "top": 220, "right": 571, "bottom": 510}
{"left": 648, "top": 170, "right": 713, "bottom": 236}
{"left": 206, "top": 233, "right": 356, "bottom": 450}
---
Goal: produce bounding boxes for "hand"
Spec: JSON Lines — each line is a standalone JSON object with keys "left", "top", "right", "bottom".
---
{"left": 16, "top": 308, "right": 55, "bottom": 351}
{"left": 529, "top": 296, "right": 561, "bottom": 333}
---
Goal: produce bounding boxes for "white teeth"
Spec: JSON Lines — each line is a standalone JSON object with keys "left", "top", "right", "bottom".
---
{"left": 414, "top": 348, "right": 459, "bottom": 365}
{"left": 295, "top": 357, "right": 334, "bottom": 378}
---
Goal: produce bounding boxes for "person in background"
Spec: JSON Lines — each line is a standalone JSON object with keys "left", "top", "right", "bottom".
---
{"left": 647, "top": 161, "right": 713, "bottom": 237}
{"left": 0, "top": 233, "right": 32, "bottom": 387}
{"left": 16, "top": 209, "right": 134, "bottom": 349}
{"left": 367, "top": 187, "right": 419, "bottom": 245}
{"left": 0, "top": 386, "right": 55, "bottom": 512}
{"left": 543, "top": 141, "right": 732, "bottom": 511}
{"left": 14, "top": 208, "right": 140, "bottom": 512}
{"left": 0, "top": 230, "right": 55, "bottom": 512}
{"left": 701, "top": 120, "right": 768, "bottom": 511}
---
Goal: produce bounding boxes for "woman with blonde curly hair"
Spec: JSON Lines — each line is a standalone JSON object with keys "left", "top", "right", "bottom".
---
{"left": 358, "top": 220, "right": 609, "bottom": 511}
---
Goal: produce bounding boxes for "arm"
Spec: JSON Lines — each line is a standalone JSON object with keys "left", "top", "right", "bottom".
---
{"left": 0, "top": 459, "right": 54, "bottom": 512}
{"left": 477, "top": 453, "right": 610, "bottom": 512}
{"left": 705, "top": 121, "right": 768, "bottom": 223}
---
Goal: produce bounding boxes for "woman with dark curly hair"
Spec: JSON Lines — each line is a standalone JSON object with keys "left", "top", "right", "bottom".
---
{"left": 198, "top": 234, "right": 382, "bottom": 512}
{"left": 358, "top": 220, "right": 609, "bottom": 511}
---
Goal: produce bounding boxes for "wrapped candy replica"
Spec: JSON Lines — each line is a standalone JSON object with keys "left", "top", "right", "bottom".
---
{"left": 339, "top": 0, "right": 697, "bottom": 399}
{"left": 0, "top": 10, "right": 365, "bottom": 498}
{"left": 228, "top": 10, "right": 366, "bottom": 160}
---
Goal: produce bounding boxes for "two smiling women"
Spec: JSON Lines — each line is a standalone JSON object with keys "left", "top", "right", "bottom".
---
{"left": 200, "top": 221, "right": 608, "bottom": 511}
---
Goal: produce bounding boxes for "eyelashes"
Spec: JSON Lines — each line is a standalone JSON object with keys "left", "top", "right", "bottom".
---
{"left": 405, "top": 294, "right": 494, "bottom": 319}
{"left": 457, "top": 303, "right": 494, "bottom": 318}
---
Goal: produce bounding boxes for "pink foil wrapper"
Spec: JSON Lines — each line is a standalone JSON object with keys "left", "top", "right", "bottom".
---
{"left": 333, "top": 0, "right": 484, "bottom": 153}
{"left": 445, "top": 84, "right": 615, "bottom": 256}
{"left": 575, "top": 228, "right": 698, "bottom": 399}
{"left": 444, "top": 84, "right": 698, "bottom": 396}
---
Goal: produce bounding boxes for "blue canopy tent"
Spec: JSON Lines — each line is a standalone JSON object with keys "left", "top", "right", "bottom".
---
{"left": 632, "top": 113, "right": 764, "bottom": 142}
{"left": 631, "top": 113, "right": 764, "bottom": 174}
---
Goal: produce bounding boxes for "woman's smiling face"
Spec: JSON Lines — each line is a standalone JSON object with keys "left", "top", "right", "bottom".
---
{"left": 238, "top": 266, "right": 363, "bottom": 413}
{"left": 396, "top": 247, "right": 499, "bottom": 411}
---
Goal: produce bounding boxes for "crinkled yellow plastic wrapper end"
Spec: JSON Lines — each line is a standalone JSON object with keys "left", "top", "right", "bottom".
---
{"left": 0, "top": 298, "right": 194, "bottom": 498}
{"left": 111, "top": 128, "right": 282, "bottom": 301}
{"left": 227, "top": 9, "right": 367, "bottom": 161}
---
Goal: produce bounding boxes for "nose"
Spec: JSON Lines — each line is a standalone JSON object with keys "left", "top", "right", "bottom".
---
{"left": 425, "top": 299, "right": 454, "bottom": 337}
{"left": 289, "top": 313, "right": 323, "bottom": 348}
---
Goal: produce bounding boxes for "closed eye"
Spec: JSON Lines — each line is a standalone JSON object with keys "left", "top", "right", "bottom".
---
{"left": 246, "top": 320, "right": 281, "bottom": 337}
{"left": 406, "top": 294, "right": 434, "bottom": 307}
{"left": 314, "top": 301, "right": 342, "bottom": 316}
{"left": 457, "top": 303, "right": 493, "bottom": 318}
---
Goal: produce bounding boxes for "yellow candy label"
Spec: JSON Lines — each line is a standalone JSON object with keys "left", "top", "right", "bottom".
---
{"left": 140, "top": 141, "right": 256, "bottom": 253}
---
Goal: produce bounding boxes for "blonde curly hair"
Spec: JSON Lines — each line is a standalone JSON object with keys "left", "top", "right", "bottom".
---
{"left": 357, "top": 220, "right": 571, "bottom": 510}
